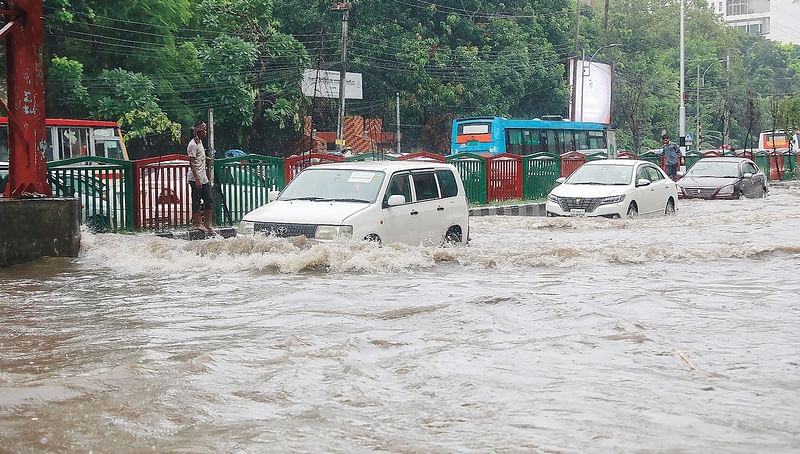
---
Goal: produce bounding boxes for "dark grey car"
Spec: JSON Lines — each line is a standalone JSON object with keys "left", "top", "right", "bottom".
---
{"left": 677, "top": 157, "right": 767, "bottom": 200}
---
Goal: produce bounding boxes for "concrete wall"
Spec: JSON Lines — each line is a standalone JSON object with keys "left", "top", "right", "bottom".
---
{"left": 0, "top": 198, "right": 81, "bottom": 267}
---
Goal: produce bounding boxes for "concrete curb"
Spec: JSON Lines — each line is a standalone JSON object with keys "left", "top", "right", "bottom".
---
{"left": 469, "top": 203, "right": 546, "bottom": 217}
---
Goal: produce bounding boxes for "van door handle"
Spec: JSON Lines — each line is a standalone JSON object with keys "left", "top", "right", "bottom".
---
{"left": 437, "top": 207, "right": 445, "bottom": 211}
{"left": 410, "top": 210, "right": 418, "bottom": 215}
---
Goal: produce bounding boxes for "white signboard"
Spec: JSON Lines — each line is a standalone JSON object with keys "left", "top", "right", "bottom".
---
{"left": 302, "top": 69, "right": 363, "bottom": 99}
{"left": 569, "top": 59, "right": 613, "bottom": 125}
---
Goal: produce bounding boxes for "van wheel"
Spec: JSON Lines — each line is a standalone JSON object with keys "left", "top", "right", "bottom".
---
{"left": 444, "top": 226, "right": 462, "bottom": 245}
{"left": 364, "top": 234, "right": 381, "bottom": 244}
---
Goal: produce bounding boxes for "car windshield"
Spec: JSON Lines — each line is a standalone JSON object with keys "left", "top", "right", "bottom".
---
{"left": 686, "top": 161, "right": 740, "bottom": 178}
{"left": 566, "top": 164, "right": 632, "bottom": 185}
{"left": 279, "top": 168, "right": 385, "bottom": 203}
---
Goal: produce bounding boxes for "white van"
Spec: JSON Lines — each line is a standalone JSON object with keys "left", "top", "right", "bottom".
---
{"left": 238, "top": 161, "right": 469, "bottom": 245}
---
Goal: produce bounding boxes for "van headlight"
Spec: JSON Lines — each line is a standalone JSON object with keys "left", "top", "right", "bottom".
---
{"left": 314, "top": 225, "right": 353, "bottom": 239}
{"left": 599, "top": 195, "right": 626, "bottom": 205}
{"left": 547, "top": 194, "right": 560, "bottom": 203}
{"left": 239, "top": 220, "right": 255, "bottom": 235}
{"left": 718, "top": 185, "right": 734, "bottom": 195}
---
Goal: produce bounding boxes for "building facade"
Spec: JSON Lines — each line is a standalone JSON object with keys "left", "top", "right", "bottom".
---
{"left": 710, "top": 0, "right": 800, "bottom": 45}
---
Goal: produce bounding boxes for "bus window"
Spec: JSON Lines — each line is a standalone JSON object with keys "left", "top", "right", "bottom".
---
{"left": 0, "top": 127, "right": 7, "bottom": 162}
{"left": 94, "top": 128, "right": 123, "bottom": 159}
{"left": 506, "top": 129, "right": 523, "bottom": 154}
{"left": 544, "top": 129, "right": 560, "bottom": 154}
{"left": 588, "top": 130, "right": 607, "bottom": 149}
{"left": 59, "top": 127, "right": 89, "bottom": 159}
{"left": 574, "top": 130, "right": 590, "bottom": 150}
{"left": 563, "top": 130, "right": 577, "bottom": 152}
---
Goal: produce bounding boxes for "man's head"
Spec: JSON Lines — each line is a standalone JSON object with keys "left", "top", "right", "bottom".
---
{"left": 662, "top": 134, "right": 670, "bottom": 144}
{"left": 194, "top": 121, "right": 208, "bottom": 140}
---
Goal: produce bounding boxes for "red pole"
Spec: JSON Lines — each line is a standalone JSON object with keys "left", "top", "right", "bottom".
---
{"left": 3, "top": 0, "right": 51, "bottom": 197}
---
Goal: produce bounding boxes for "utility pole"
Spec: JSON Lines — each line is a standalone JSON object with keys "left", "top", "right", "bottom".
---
{"left": 309, "top": 29, "right": 325, "bottom": 152}
{"left": 2, "top": 0, "right": 50, "bottom": 197}
{"left": 396, "top": 92, "right": 401, "bottom": 154}
{"left": 332, "top": 1, "right": 351, "bottom": 153}
{"left": 570, "top": 0, "right": 581, "bottom": 121}
{"left": 679, "top": 0, "right": 686, "bottom": 156}
{"left": 696, "top": 65, "right": 700, "bottom": 153}
{"left": 723, "top": 54, "right": 730, "bottom": 148}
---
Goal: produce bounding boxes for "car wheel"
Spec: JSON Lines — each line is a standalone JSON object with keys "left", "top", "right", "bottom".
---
{"left": 665, "top": 199, "right": 676, "bottom": 215}
{"left": 444, "top": 226, "right": 462, "bottom": 245}
{"left": 626, "top": 203, "right": 638, "bottom": 219}
{"left": 760, "top": 187, "right": 768, "bottom": 198}
{"left": 364, "top": 234, "right": 381, "bottom": 244}
{"left": 737, "top": 191, "right": 746, "bottom": 200}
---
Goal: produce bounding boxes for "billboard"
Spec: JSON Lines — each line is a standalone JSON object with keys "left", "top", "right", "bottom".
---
{"left": 302, "top": 69, "right": 363, "bottom": 99}
{"left": 569, "top": 59, "right": 613, "bottom": 125}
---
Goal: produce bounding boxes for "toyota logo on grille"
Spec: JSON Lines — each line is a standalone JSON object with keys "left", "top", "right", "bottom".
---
{"left": 696, "top": 189, "right": 702, "bottom": 194}
{"left": 576, "top": 198, "right": 581, "bottom": 204}
{"left": 275, "top": 226, "right": 289, "bottom": 236}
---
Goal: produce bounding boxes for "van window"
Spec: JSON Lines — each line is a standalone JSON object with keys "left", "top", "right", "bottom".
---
{"left": 436, "top": 169, "right": 458, "bottom": 198}
{"left": 412, "top": 172, "right": 439, "bottom": 201}
{"left": 385, "top": 173, "right": 412, "bottom": 205}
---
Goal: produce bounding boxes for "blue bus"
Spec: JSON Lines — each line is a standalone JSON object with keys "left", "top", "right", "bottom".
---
{"left": 450, "top": 116, "right": 608, "bottom": 156}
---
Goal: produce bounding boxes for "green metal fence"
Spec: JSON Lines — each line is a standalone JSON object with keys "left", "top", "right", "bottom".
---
{"left": 446, "top": 153, "right": 487, "bottom": 204}
{"left": 639, "top": 150, "right": 661, "bottom": 167}
{"left": 522, "top": 153, "right": 560, "bottom": 200}
{"left": 586, "top": 151, "right": 608, "bottom": 161}
{"left": 48, "top": 156, "right": 134, "bottom": 231}
{"left": 684, "top": 152, "right": 701, "bottom": 172}
{"left": 781, "top": 152, "right": 797, "bottom": 180}
{"left": 213, "top": 154, "right": 285, "bottom": 224}
{"left": 754, "top": 151, "right": 770, "bottom": 179}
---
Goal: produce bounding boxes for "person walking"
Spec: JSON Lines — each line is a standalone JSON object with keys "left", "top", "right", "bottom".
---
{"left": 662, "top": 134, "right": 681, "bottom": 181}
{"left": 187, "top": 121, "right": 213, "bottom": 233}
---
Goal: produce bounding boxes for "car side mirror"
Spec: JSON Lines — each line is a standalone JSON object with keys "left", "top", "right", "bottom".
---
{"left": 676, "top": 171, "right": 684, "bottom": 178}
{"left": 555, "top": 177, "right": 566, "bottom": 185}
{"left": 268, "top": 190, "right": 280, "bottom": 202}
{"left": 387, "top": 194, "right": 406, "bottom": 206}
{"left": 743, "top": 172, "right": 753, "bottom": 179}
{"left": 636, "top": 178, "right": 651, "bottom": 187}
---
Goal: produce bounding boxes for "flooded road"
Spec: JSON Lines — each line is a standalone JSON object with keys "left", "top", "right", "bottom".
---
{"left": 2, "top": 187, "right": 800, "bottom": 453}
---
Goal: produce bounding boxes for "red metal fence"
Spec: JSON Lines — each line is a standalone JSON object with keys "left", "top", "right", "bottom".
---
{"left": 132, "top": 154, "right": 191, "bottom": 230}
{"left": 397, "top": 151, "right": 446, "bottom": 162}
{"left": 560, "top": 151, "right": 587, "bottom": 177}
{"left": 487, "top": 154, "right": 523, "bottom": 201}
{"left": 284, "top": 153, "right": 345, "bottom": 184}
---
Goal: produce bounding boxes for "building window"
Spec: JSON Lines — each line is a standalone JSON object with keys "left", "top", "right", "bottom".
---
{"left": 727, "top": 0, "right": 769, "bottom": 16}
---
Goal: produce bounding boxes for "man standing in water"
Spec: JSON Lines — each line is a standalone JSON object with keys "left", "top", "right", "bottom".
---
{"left": 662, "top": 134, "right": 681, "bottom": 181}
{"left": 187, "top": 121, "right": 213, "bottom": 233}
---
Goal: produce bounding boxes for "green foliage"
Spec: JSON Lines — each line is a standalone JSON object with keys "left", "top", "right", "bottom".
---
{"left": 119, "top": 110, "right": 182, "bottom": 143}
{"left": 47, "top": 57, "right": 89, "bottom": 117}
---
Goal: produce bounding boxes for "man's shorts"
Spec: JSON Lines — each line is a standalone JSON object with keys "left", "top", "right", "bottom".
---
{"left": 190, "top": 182, "right": 213, "bottom": 211}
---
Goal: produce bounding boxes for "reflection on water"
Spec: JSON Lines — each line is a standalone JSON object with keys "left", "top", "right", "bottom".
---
{"left": 1, "top": 188, "right": 800, "bottom": 452}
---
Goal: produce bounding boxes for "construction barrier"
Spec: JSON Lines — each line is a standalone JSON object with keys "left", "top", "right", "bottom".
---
{"left": 522, "top": 153, "right": 560, "bottom": 200}
{"left": 284, "top": 153, "right": 345, "bottom": 184}
{"left": 132, "top": 154, "right": 192, "bottom": 230}
{"left": 213, "top": 154, "right": 284, "bottom": 224}
{"left": 560, "top": 150, "right": 587, "bottom": 178}
{"left": 487, "top": 154, "right": 523, "bottom": 202}
{"left": 48, "top": 156, "right": 134, "bottom": 231}
{"left": 446, "top": 153, "right": 487, "bottom": 205}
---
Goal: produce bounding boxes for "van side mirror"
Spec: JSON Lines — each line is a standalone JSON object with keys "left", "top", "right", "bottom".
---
{"left": 743, "top": 172, "right": 753, "bottom": 179}
{"left": 268, "top": 190, "right": 280, "bottom": 202}
{"left": 555, "top": 177, "right": 566, "bottom": 185}
{"left": 387, "top": 194, "right": 406, "bottom": 206}
{"left": 636, "top": 178, "right": 651, "bottom": 187}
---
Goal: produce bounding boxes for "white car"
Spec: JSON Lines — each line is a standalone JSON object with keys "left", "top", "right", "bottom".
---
{"left": 546, "top": 159, "right": 679, "bottom": 218}
{"left": 238, "top": 161, "right": 469, "bottom": 245}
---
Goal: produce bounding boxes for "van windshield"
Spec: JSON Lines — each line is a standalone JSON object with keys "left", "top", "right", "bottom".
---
{"left": 279, "top": 168, "right": 386, "bottom": 203}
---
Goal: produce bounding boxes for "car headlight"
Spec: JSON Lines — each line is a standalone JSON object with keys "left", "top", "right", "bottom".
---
{"left": 599, "top": 194, "right": 626, "bottom": 204}
{"left": 717, "top": 185, "right": 734, "bottom": 195}
{"left": 238, "top": 220, "right": 255, "bottom": 235}
{"left": 314, "top": 225, "right": 353, "bottom": 240}
{"left": 547, "top": 193, "right": 560, "bottom": 203}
